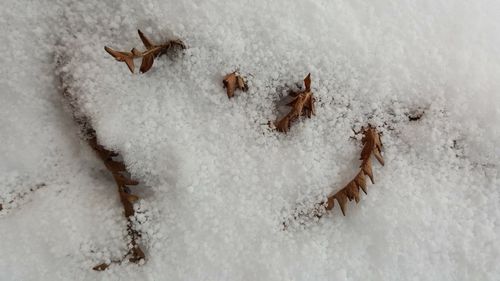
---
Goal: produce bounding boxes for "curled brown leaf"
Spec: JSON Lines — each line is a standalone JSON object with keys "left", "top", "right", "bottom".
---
{"left": 104, "top": 47, "right": 135, "bottom": 73}
{"left": 282, "top": 126, "right": 384, "bottom": 229}
{"left": 223, "top": 72, "right": 248, "bottom": 98}
{"left": 325, "top": 126, "right": 384, "bottom": 215}
{"left": 274, "top": 73, "right": 315, "bottom": 133}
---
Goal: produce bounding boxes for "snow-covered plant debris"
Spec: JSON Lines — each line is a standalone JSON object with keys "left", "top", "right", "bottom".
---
{"left": 1, "top": 0, "right": 499, "bottom": 280}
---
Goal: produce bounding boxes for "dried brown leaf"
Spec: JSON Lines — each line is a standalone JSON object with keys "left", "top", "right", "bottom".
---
{"left": 86, "top": 137, "right": 142, "bottom": 265}
{"left": 345, "top": 181, "right": 360, "bottom": 203}
{"left": 92, "top": 263, "right": 109, "bottom": 271}
{"left": 274, "top": 73, "right": 315, "bottom": 132}
{"left": 104, "top": 46, "right": 135, "bottom": 73}
{"left": 60, "top": 65, "right": 146, "bottom": 271}
{"left": 304, "top": 73, "right": 311, "bottom": 91}
{"left": 373, "top": 149, "right": 384, "bottom": 166}
{"left": 354, "top": 171, "right": 367, "bottom": 194}
{"left": 223, "top": 72, "right": 248, "bottom": 98}
{"left": 138, "top": 29, "right": 154, "bottom": 50}
{"left": 105, "top": 160, "right": 126, "bottom": 172}
{"left": 362, "top": 160, "right": 374, "bottom": 184}
{"left": 334, "top": 192, "right": 348, "bottom": 216}
{"left": 126, "top": 194, "right": 139, "bottom": 204}
{"left": 105, "top": 30, "right": 185, "bottom": 73}
{"left": 114, "top": 173, "right": 139, "bottom": 187}
{"left": 140, "top": 54, "right": 155, "bottom": 73}
{"left": 324, "top": 126, "right": 384, "bottom": 216}
{"left": 168, "top": 39, "right": 187, "bottom": 50}
{"left": 129, "top": 246, "right": 145, "bottom": 263}
{"left": 325, "top": 196, "right": 335, "bottom": 210}
{"left": 275, "top": 116, "right": 292, "bottom": 133}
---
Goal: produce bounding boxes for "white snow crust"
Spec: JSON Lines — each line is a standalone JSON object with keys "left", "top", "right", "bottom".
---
{"left": 1, "top": 0, "right": 499, "bottom": 280}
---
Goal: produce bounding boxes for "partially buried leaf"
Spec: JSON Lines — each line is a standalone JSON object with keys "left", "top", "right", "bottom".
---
{"left": 322, "top": 127, "right": 384, "bottom": 217}
{"left": 105, "top": 160, "right": 126, "bottom": 172}
{"left": 274, "top": 74, "right": 315, "bottom": 132}
{"left": 137, "top": 29, "right": 154, "bottom": 50}
{"left": 114, "top": 173, "right": 139, "bottom": 186}
{"left": 275, "top": 116, "right": 291, "bottom": 133}
{"left": 304, "top": 73, "right": 311, "bottom": 91}
{"left": 140, "top": 54, "right": 155, "bottom": 73}
{"left": 129, "top": 246, "right": 145, "bottom": 262}
{"left": 104, "top": 31, "right": 185, "bottom": 73}
{"left": 223, "top": 72, "right": 247, "bottom": 98}
{"left": 104, "top": 46, "right": 135, "bottom": 73}
{"left": 126, "top": 194, "right": 139, "bottom": 203}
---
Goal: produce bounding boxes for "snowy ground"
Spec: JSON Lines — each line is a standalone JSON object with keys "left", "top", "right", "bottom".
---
{"left": 1, "top": 0, "right": 500, "bottom": 280}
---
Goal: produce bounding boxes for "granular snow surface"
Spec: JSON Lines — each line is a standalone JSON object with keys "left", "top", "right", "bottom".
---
{"left": 1, "top": 0, "right": 500, "bottom": 280}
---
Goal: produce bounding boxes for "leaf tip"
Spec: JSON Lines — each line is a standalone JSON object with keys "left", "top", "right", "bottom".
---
{"left": 304, "top": 73, "right": 311, "bottom": 91}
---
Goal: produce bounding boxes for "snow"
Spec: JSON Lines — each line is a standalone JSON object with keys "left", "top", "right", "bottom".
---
{"left": 1, "top": 0, "right": 500, "bottom": 280}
